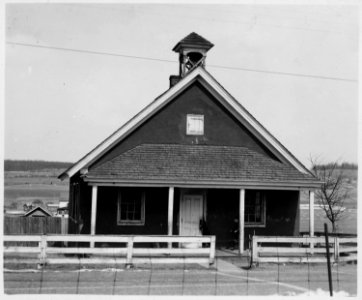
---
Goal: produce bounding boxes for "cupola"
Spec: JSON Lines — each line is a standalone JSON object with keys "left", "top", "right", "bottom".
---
{"left": 169, "top": 32, "right": 214, "bottom": 87}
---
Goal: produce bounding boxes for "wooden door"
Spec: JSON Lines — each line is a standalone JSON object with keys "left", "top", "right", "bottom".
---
{"left": 179, "top": 194, "right": 204, "bottom": 236}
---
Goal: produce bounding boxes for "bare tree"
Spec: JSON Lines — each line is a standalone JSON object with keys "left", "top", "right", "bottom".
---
{"left": 310, "top": 157, "right": 349, "bottom": 233}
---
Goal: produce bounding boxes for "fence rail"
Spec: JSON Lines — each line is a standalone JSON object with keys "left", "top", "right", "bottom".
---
{"left": 4, "top": 234, "right": 216, "bottom": 267}
{"left": 252, "top": 236, "right": 357, "bottom": 264}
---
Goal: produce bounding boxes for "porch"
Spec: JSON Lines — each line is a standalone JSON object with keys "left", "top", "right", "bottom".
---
{"left": 76, "top": 185, "right": 317, "bottom": 252}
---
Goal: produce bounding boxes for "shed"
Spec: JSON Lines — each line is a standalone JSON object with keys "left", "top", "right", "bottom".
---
{"left": 23, "top": 206, "right": 53, "bottom": 217}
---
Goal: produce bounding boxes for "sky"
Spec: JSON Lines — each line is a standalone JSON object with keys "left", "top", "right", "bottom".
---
{"left": 3, "top": 2, "right": 359, "bottom": 167}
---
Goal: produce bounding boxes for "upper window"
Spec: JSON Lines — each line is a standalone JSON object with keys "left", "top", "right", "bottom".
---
{"left": 245, "top": 191, "right": 266, "bottom": 227}
{"left": 117, "top": 189, "right": 145, "bottom": 226}
{"left": 186, "top": 114, "right": 204, "bottom": 135}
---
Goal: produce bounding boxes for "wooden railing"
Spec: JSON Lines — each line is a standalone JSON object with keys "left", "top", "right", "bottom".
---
{"left": 4, "top": 234, "right": 216, "bottom": 267}
{"left": 251, "top": 236, "right": 357, "bottom": 264}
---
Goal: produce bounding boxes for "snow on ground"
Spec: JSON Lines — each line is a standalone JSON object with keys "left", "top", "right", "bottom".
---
{"left": 284, "top": 288, "right": 350, "bottom": 297}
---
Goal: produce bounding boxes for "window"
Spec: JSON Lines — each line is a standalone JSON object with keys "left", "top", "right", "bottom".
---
{"left": 245, "top": 191, "right": 266, "bottom": 227}
{"left": 186, "top": 114, "right": 204, "bottom": 135}
{"left": 117, "top": 189, "right": 145, "bottom": 225}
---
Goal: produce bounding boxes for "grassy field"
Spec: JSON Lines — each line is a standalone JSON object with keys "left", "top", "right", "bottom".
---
{"left": 4, "top": 169, "right": 69, "bottom": 211}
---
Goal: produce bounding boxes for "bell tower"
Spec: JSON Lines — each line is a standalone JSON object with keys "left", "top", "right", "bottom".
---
{"left": 169, "top": 32, "right": 214, "bottom": 86}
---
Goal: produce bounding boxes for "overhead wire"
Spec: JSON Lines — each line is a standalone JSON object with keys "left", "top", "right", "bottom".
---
{"left": 6, "top": 41, "right": 357, "bottom": 83}
{"left": 7, "top": 41, "right": 175, "bottom": 64}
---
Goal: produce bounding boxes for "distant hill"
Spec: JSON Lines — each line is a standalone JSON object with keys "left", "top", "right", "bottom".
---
{"left": 315, "top": 162, "right": 358, "bottom": 170}
{"left": 4, "top": 160, "right": 73, "bottom": 172}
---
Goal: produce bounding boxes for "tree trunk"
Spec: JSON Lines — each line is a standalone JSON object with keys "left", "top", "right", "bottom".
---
{"left": 331, "top": 222, "right": 337, "bottom": 234}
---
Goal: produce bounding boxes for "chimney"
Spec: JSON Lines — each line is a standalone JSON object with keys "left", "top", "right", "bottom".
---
{"left": 169, "top": 75, "right": 181, "bottom": 88}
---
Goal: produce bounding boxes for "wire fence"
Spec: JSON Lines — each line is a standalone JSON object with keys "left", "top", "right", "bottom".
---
{"left": 3, "top": 235, "right": 357, "bottom": 296}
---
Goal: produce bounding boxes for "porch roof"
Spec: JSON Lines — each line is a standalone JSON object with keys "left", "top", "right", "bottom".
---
{"left": 84, "top": 144, "right": 320, "bottom": 188}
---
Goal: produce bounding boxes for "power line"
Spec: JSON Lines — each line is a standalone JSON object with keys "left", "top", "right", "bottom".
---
{"left": 207, "top": 64, "right": 357, "bottom": 82}
{"left": 7, "top": 41, "right": 357, "bottom": 83}
{"left": 7, "top": 41, "right": 175, "bottom": 64}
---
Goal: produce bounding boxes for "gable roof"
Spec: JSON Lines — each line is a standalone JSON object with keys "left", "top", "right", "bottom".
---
{"left": 59, "top": 66, "right": 314, "bottom": 180}
{"left": 84, "top": 144, "right": 319, "bottom": 188}
{"left": 23, "top": 206, "right": 52, "bottom": 217}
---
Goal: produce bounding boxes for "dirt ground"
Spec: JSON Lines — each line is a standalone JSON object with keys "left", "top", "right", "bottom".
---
{"left": 3, "top": 260, "right": 357, "bottom": 296}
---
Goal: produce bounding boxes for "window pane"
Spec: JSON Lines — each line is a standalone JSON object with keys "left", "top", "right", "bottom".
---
{"left": 119, "top": 189, "right": 144, "bottom": 223}
{"left": 187, "top": 115, "right": 204, "bottom": 135}
{"left": 245, "top": 192, "right": 264, "bottom": 225}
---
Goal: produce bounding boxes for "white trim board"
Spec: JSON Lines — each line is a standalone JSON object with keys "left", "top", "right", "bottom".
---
{"left": 59, "top": 67, "right": 313, "bottom": 180}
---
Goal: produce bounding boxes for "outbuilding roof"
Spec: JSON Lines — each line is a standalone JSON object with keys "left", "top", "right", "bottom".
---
{"left": 84, "top": 144, "right": 320, "bottom": 188}
{"left": 23, "top": 206, "right": 53, "bottom": 217}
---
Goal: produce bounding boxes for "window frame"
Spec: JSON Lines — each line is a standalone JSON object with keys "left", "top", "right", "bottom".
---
{"left": 244, "top": 191, "right": 266, "bottom": 228}
{"left": 117, "top": 190, "right": 146, "bottom": 226}
{"left": 186, "top": 114, "right": 204, "bottom": 135}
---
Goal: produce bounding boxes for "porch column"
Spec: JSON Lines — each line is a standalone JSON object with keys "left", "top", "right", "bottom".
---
{"left": 309, "top": 190, "right": 315, "bottom": 237}
{"left": 168, "top": 187, "right": 174, "bottom": 248}
{"left": 239, "top": 188, "right": 245, "bottom": 253}
{"left": 90, "top": 185, "right": 98, "bottom": 248}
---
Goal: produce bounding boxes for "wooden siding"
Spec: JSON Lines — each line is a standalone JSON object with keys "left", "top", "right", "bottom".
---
{"left": 4, "top": 216, "right": 67, "bottom": 235}
{"left": 94, "top": 187, "right": 169, "bottom": 235}
{"left": 91, "top": 82, "right": 278, "bottom": 169}
{"left": 244, "top": 190, "right": 300, "bottom": 248}
{"left": 88, "top": 187, "right": 299, "bottom": 247}
{"left": 207, "top": 190, "right": 299, "bottom": 248}
{"left": 68, "top": 173, "right": 92, "bottom": 234}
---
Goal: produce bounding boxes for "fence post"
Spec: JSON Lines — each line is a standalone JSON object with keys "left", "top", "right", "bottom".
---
{"left": 324, "top": 223, "right": 333, "bottom": 296}
{"left": 126, "top": 236, "right": 134, "bottom": 267}
{"left": 334, "top": 237, "right": 339, "bottom": 263}
{"left": 251, "top": 236, "right": 258, "bottom": 265}
{"left": 209, "top": 236, "right": 216, "bottom": 265}
{"left": 310, "top": 236, "right": 314, "bottom": 255}
{"left": 38, "top": 235, "right": 47, "bottom": 268}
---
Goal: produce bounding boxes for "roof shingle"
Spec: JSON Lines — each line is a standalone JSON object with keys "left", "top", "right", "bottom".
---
{"left": 86, "top": 144, "right": 317, "bottom": 185}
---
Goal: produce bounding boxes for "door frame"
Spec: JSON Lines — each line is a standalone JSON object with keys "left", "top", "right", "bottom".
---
{"left": 178, "top": 189, "right": 207, "bottom": 236}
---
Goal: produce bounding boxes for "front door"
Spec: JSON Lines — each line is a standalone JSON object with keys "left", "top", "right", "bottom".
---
{"left": 179, "top": 194, "right": 204, "bottom": 236}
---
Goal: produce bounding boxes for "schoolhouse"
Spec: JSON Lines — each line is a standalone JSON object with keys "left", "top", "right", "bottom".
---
{"left": 59, "top": 33, "right": 320, "bottom": 252}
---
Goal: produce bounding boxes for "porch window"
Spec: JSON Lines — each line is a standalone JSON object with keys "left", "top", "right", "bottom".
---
{"left": 245, "top": 191, "right": 266, "bottom": 227}
{"left": 117, "top": 189, "right": 145, "bottom": 225}
{"left": 186, "top": 114, "right": 204, "bottom": 135}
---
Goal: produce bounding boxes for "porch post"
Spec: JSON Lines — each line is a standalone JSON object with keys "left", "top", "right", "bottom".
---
{"left": 90, "top": 185, "right": 98, "bottom": 248}
{"left": 168, "top": 187, "right": 174, "bottom": 248}
{"left": 239, "top": 188, "right": 245, "bottom": 253}
{"left": 309, "top": 190, "right": 315, "bottom": 237}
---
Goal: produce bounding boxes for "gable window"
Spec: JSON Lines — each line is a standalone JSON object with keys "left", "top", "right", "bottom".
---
{"left": 245, "top": 191, "right": 266, "bottom": 227}
{"left": 186, "top": 114, "right": 204, "bottom": 135}
{"left": 117, "top": 189, "right": 145, "bottom": 225}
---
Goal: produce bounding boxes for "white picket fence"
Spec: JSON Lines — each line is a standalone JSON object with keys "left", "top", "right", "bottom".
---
{"left": 4, "top": 234, "right": 216, "bottom": 267}
{"left": 252, "top": 236, "right": 357, "bottom": 264}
